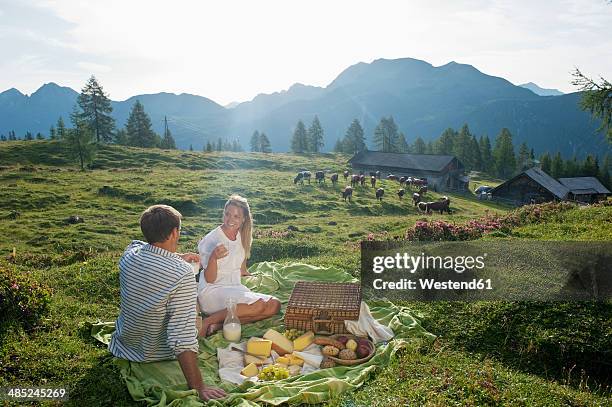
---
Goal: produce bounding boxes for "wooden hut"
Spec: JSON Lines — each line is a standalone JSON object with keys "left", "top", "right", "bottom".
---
{"left": 490, "top": 167, "right": 569, "bottom": 205}
{"left": 558, "top": 177, "right": 611, "bottom": 203}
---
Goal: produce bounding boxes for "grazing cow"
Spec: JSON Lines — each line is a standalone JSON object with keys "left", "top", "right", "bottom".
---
{"left": 342, "top": 186, "right": 353, "bottom": 202}
{"left": 419, "top": 196, "right": 451, "bottom": 214}
{"left": 412, "top": 178, "right": 427, "bottom": 188}
{"left": 397, "top": 188, "right": 405, "bottom": 200}
{"left": 359, "top": 174, "right": 366, "bottom": 187}
{"left": 351, "top": 174, "right": 360, "bottom": 187}
{"left": 370, "top": 176, "right": 376, "bottom": 188}
{"left": 399, "top": 176, "right": 407, "bottom": 186}
{"left": 330, "top": 173, "right": 339, "bottom": 186}
{"left": 315, "top": 171, "right": 325, "bottom": 184}
{"left": 412, "top": 192, "right": 421, "bottom": 206}
{"left": 343, "top": 170, "right": 349, "bottom": 180}
{"left": 387, "top": 174, "right": 398, "bottom": 181}
{"left": 418, "top": 186, "right": 428, "bottom": 195}
{"left": 294, "top": 171, "right": 311, "bottom": 185}
{"left": 376, "top": 188, "right": 385, "bottom": 201}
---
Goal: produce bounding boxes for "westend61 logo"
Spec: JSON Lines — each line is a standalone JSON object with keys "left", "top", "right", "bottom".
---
{"left": 372, "top": 252, "right": 487, "bottom": 274}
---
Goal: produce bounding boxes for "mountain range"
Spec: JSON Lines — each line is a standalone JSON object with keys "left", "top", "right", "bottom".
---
{"left": 0, "top": 57, "right": 609, "bottom": 157}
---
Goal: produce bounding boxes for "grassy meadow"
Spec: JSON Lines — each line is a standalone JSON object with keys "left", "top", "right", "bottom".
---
{"left": 0, "top": 140, "right": 610, "bottom": 406}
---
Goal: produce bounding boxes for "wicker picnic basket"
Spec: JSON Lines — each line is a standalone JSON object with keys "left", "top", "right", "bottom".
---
{"left": 284, "top": 281, "right": 361, "bottom": 335}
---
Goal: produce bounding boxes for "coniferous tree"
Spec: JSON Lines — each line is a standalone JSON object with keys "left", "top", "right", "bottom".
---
{"left": 517, "top": 142, "right": 531, "bottom": 171}
{"left": 425, "top": 141, "right": 434, "bottom": 154}
{"left": 413, "top": 136, "right": 426, "bottom": 154}
{"left": 114, "top": 129, "right": 128, "bottom": 145}
{"left": 582, "top": 154, "right": 599, "bottom": 177}
{"left": 551, "top": 152, "right": 564, "bottom": 178}
{"left": 49, "top": 126, "right": 56, "bottom": 140}
{"left": 564, "top": 155, "right": 579, "bottom": 177}
{"left": 216, "top": 137, "right": 223, "bottom": 151}
{"left": 493, "top": 128, "right": 516, "bottom": 178}
{"left": 291, "top": 120, "right": 307, "bottom": 153}
{"left": 395, "top": 132, "right": 409, "bottom": 153}
{"left": 250, "top": 131, "right": 261, "bottom": 152}
{"left": 206, "top": 141, "right": 213, "bottom": 152}
{"left": 126, "top": 100, "right": 157, "bottom": 148}
{"left": 530, "top": 148, "right": 535, "bottom": 160}
{"left": 600, "top": 154, "right": 611, "bottom": 189}
{"left": 0, "top": 135, "right": 6, "bottom": 141}
{"left": 469, "top": 135, "right": 483, "bottom": 171}
{"left": 540, "top": 153, "right": 552, "bottom": 174}
{"left": 77, "top": 75, "right": 115, "bottom": 143}
{"left": 57, "top": 117, "right": 66, "bottom": 139}
{"left": 373, "top": 117, "right": 399, "bottom": 152}
{"left": 259, "top": 132, "right": 271, "bottom": 153}
{"left": 189, "top": 144, "right": 193, "bottom": 151}
{"left": 307, "top": 116, "right": 324, "bottom": 152}
{"left": 160, "top": 117, "right": 176, "bottom": 149}
{"left": 435, "top": 128, "right": 456, "bottom": 155}
{"left": 342, "top": 119, "right": 366, "bottom": 154}
{"left": 24, "top": 131, "right": 34, "bottom": 140}
{"left": 333, "top": 138, "right": 344, "bottom": 153}
{"left": 66, "top": 106, "right": 96, "bottom": 170}
{"left": 453, "top": 124, "right": 473, "bottom": 170}
{"left": 35, "top": 132, "right": 44, "bottom": 140}
{"left": 8, "top": 131, "right": 17, "bottom": 141}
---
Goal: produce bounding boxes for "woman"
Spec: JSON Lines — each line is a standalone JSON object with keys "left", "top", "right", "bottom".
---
{"left": 197, "top": 194, "right": 281, "bottom": 336}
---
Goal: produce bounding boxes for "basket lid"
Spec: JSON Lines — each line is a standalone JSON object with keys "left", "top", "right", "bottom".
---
{"left": 287, "top": 281, "right": 361, "bottom": 311}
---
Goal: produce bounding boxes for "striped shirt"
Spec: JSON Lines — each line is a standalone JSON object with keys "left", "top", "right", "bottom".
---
{"left": 109, "top": 240, "right": 199, "bottom": 362}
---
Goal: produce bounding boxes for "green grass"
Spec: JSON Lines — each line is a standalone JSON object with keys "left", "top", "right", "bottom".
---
{"left": 0, "top": 141, "right": 610, "bottom": 406}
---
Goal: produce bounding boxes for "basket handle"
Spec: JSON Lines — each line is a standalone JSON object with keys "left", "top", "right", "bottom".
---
{"left": 312, "top": 316, "right": 333, "bottom": 335}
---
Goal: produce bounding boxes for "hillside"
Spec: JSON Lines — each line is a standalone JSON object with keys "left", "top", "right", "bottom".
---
{"left": 1, "top": 58, "right": 609, "bottom": 157}
{"left": 0, "top": 142, "right": 610, "bottom": 405}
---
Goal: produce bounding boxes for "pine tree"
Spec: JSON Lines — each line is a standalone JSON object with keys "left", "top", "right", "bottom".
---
{"left": 66, "top": 106, "right": 96, "bottom": 170}
{"left": 453, "top": 124, "right": 473, "bottom": 170}
{"left": 291, "top": 120, "right": 307, "bottom": 153}
{"left": 564, "top": 155, "right": 579, "bottom": 177}
{"left": 0, "top": 135, "right": 6, "bottom": 141}
{"left": 8, "top": 131, "right": 17, "bottom": 141}
{"left": 36, "top": 132, "right": 44, "bottom": 140}
{"left": 57, "top": 117, "right": 66, "bottom": 139}
{"left": 259, "top": 133, "right": 271, "bottom": 153}
{"left": 540, "top": 152, "right": 552, "bottom": 174}
{"left": 530, "top": 148, "right": 535, "bottom": 160}
{"left": 24, "top": 131, "right": 34, "bottom": 140}
{"left": 160, "top": 116, "right": 176, "bottom": 149}
{"left": 49, "top": 126, "right": 56, "bottom": 140}
{"left": 470, "top": 135, "right": 482, "bottom": 171}
{"left": 518, "top": 142, "right": 531, "bottom": 171}
{"left": 307, "top": 116, "right": 324, "bottom": 152}
{"left": 115, "top": 129, "right": 128, "bottom": 145}
{"left": 342, "top": 119, "right": 366, "bottom": 154}
{"left": 250, "top": 131, "right": 261, "bottom": 152}
{"left": 126, "top": 100, "right": 157, "bottom": 148}
{"left": 582, "top": 154, "right": 599, "bottom": 177}
{"left": 206, "top": 141, "right": 213, "bottom": 152}
{"left": 373, "top": 117, "right": 398, "bottom": 152}
{"left": 493, "top": 128, "right": 516, "bottom": 178}
{"left": 413, "top": 136, "right": 426, "bottom": 154}
{"left": 333, "top": 138, "right": 344, "bottom": 153}
{"left": 189, "top": 144, "right": 193, "bottom": 151}
{"left": 551, "top": 152, "right": 564, "bottom": 178}
{"left": 395, "top": 132, "right": 409, "bottom": 152}
{"left": 425, "top": 141, "right": 434, "bottom": 154}
{"left": 77, "top": 75, "right": 115, "bottom": 143}
{"left": 217, "top": 137, "right": 223, "bottom": 151}
{"left": 435, "top": 128, "right": 456, "bottom": 155}
{"left": 600, "top": 154, "right": 611, "bottom": 189}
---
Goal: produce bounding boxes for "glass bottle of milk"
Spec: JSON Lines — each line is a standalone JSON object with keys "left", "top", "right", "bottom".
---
{"left": 223, "top": 298, "right": 241, "bottom": 342}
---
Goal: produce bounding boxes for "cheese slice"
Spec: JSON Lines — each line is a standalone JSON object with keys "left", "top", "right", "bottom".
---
{"left": 276, "top": 356, "right": 291, "bottom": 365}
{"left": 244, "top": 354, "right": 267, "bottom": 366}
{"left": 293, "top": 331, "right": 315, "bottom": 351}
{"left": 246, "top": 337, "right": 272, "bottom": 357}
{"left": 240, "top": 362, "right": 259, "bottom": 377}
{"left": 288, "top": 354, "right": 304, "bottom": 366}
{"left": 263, "top": 329, "right": 294, "bottom": 355}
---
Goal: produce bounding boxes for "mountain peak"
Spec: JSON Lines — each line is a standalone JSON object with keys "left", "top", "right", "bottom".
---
{"left": 519, "top": 82, "right": 564, "bottom": 96}
{"left": 0, "top": 87, "right": 25, "bottom": 97}
{"left": 31, "top": 82, "right": 78, "bottom": 99}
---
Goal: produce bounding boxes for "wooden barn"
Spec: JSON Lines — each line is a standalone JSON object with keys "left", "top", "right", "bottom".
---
{"left": 558, "top": 177, "right": 611, "bottom": 203}
{"left": 348, "top": 151, "right": 467, "bottom": 191}
{"left": 490, "top": 167, "right": 569, "bottom": 205}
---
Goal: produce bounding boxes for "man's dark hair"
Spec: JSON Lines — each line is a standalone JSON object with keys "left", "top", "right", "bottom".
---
{"left": 140, "top": 205, "right": 182, "bottom": 243}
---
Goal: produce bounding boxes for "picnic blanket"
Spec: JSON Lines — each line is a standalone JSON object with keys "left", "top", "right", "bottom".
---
{"left": 91, "top": 262, "right": 435, "bottom": 406}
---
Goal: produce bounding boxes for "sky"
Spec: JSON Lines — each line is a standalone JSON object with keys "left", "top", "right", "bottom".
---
{"left": 0, "top": 0, "right": 611, "bottom": 106}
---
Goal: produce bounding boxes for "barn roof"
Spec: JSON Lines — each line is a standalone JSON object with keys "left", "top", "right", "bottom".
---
{"left": 558, "top": 177, "right": 611, "bottom": 195}
{"left": 492, "top": 167, "right": 569, "bottom": 199}
{"left": 348, "top": 151, "right": 457, "bottom": 172}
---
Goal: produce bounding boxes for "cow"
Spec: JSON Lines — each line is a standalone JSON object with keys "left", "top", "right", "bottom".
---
{"left": 351, "top": 174, "right": 360, "bottom": 187}
{"left": 418, "top": 196, "right": 451, "bottom": 214}
{"left": 412, "top": 192, "right": 421, "bottom": 206}
{"left": 330, "top": 173, "right": 339, "bottom": 186}
{"left": 397, "top": 188, "right": 405, "bottom": 200}
{"left": 386, "top": 174, "right": 398, "bottom": 182}
{"left": 315, "top": 171, "right": 325, "bottom": 184}
{"left": 370, "top": 176, "right": 376, "bottom": 188}
{"left": 399, "top": 176, "right": 407, "bottom": 186}
{"left": 376, "top": 188, "right": 385, "bottom": 201}
{"left": 418, "top": 186, "right": 428, "bottom": 195}
{"left": 359, "top": 174, "right": 366, "bottom": 187}
{"left": 342, "top": 186, "right": 353, "bottom": 202}
{"left": 294, "top": 171, "right": 311, "bottom": 185}
{"left": 343, "top": 170, "right": 349, "bottom": 180}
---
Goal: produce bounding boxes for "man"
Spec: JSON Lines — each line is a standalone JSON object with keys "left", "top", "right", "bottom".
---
{"left": 109, "top": 204, "right": 226, "bottom": 401}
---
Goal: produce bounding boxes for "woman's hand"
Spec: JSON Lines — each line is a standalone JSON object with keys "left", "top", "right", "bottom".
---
{"left": 179, "top": 252, "right": 200, "bottom": 264}
{"left": 211, "top": 244, "right": 229, "bottom": 261}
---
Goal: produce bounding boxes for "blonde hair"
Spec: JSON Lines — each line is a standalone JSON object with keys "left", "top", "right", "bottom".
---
{"left": 224, "top": 194, "right": 253, "bottom": 259}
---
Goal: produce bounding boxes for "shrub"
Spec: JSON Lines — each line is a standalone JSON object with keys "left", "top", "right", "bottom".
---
{"left": 0, "top": 266, "right": 52, "bottom": 328}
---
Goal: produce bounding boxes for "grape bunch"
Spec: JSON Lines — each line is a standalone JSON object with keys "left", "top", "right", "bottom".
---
{"left": 283, "top": 328, "right": 304, "bottom": 341}
{"left": 257, "top": 365, "right": 289, "bottom": 381}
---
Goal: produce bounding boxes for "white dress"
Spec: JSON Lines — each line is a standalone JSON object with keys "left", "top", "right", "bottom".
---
{"left": 197, "top": 226, "right": 275, "bottom": 314}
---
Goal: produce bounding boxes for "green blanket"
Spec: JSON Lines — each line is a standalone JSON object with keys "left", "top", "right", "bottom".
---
{"left": 91, "top": 262, "right": 435, "bottom": 406}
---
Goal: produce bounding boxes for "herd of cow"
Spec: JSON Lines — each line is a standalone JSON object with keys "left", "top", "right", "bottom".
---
{"left": 293, "top": 170, "right": 451, "bottom": 214}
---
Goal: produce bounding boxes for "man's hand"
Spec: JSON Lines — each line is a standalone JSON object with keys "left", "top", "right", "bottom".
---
{"left": 197, "top": 385, "right": 226, "bottom": 401}
{"left": 179, "top": 252, "right": 200, "bottom": 263}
